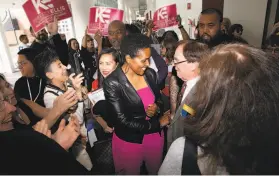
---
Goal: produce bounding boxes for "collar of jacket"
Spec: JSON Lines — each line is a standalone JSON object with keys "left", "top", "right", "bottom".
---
{"left": 113, "top": 66, "right": 160, "bottom": 100}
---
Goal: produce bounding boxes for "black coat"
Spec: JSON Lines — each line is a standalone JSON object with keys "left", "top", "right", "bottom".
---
{"left": 103, "top": 66, "right": 164, "bottom": 144}
{"left": 0, "top": 129, "right": 88, "bottom": 174}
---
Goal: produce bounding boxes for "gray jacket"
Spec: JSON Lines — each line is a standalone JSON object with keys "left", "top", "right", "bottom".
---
{"left": 167, "top": 84, "right": 197, "bottom": 148}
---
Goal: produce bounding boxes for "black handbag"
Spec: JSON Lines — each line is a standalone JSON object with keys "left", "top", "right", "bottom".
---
{"left": 91, "top": 139, "right": 115, "bottom": 175}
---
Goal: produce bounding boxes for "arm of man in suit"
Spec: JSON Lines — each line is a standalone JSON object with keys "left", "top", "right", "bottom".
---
{"left": 151, "top": 47, "right": 168, "bottom": 86}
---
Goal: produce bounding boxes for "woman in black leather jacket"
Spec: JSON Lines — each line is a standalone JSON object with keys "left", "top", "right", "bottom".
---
{"left": 103, "top": 33, "right": 170, "bottom": 175}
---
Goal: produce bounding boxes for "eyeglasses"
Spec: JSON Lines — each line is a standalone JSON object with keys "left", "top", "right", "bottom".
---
{"left": 87, "top": 39, "right": 93, "bottom": 42}
{"left": 16, "top": 61, "right": 28, "bottom": 68}
{"left": 108, "top": 30, "right": 122, "bottom": 36}
{"left": 173, "top": 60, "right": 188, "bottom": 66}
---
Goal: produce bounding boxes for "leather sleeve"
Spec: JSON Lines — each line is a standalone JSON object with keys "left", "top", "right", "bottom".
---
{"left": 103, "top": 79, "right": 160, "bottom": 133}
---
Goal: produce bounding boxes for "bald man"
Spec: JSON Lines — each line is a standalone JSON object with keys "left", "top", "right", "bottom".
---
{"left": 108, "top": 20, "right": 126, "bottom": 50}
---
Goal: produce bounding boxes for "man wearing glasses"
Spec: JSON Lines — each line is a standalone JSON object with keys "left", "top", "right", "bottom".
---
{"left": 167, "top": 40, "right": 209, "bottom": 146}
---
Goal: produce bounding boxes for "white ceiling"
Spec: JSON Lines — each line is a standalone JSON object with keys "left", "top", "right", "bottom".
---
{"left": 118, "top": 0, "right": 146, "bottom": 9}
{"left": 124, "top": 0, "right": 138, "bottom": 8}
{"left": 124, "top": 0, "right": 146, "bottom": 16}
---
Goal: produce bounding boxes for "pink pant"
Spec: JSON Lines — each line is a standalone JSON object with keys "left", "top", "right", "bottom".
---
{"left": 112, "top": 131, "right": 164, "bottom": 175}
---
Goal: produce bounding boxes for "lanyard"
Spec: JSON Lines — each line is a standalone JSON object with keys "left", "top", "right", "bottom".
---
{"left": 27, "top": 78, "right": 42, "bottom": 102}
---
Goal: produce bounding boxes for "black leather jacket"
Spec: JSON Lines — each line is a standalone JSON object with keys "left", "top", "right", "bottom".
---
{"left": 103, "top": 66, "right": 164, "bottom": 144}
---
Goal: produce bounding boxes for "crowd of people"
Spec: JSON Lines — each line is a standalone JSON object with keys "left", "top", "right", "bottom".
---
{"left": 1, "top": 7, "right": 279, "bottom": 175}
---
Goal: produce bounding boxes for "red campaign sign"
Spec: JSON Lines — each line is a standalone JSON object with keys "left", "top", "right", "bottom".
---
{"left": 23, "top": 0, "right": 72, "bottom": 33}
{"left": 88, "top": 7, "right": 124, "bottom": 36}
{"left": 153, "top": 4, "right": 178, "bottom": 31}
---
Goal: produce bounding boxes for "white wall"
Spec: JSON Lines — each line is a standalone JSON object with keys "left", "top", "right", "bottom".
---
{"left": 181, "top": 0, "right": 202, "bottom": 39}
{"left": 118, "top": 0, "right": 136, "bottom": 24}
{"left": 145, "top": 0, "right": 156, "bottom": 18}
{"left": 224, "top": 0, "right": 268, "bottom": 47}
{"left": 153, "top": 0, "right": 202, "bottom": 40}
{"left": 0, "top": 15, "right": 14, "bottom": 73}
{"left": 123, "top": 5, "right": 136, "bottom": 23}
{"left": 70, "top": 0, "right": 96, "bottom": 44}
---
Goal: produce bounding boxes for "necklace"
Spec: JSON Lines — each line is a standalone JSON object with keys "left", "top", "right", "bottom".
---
{"left": 27, "top": 78, "right": 42, "bottom": 102}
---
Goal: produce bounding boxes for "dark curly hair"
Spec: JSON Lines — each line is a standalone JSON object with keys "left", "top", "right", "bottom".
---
{"left": 33, "top": 48, "right": 59, "bottom": 80}
{"left": 185, "top": 43, "right": 279, "bottom": 174}
{"left": 120, "top": 33, "right": 152, "bottom": 60}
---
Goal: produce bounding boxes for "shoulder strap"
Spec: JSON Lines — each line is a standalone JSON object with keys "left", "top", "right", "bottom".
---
{"left": 181, "top": 137, "right": 201, "bottom": 175}
{"left": 44, "top": 90, "right": 59, "bottom": 97}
